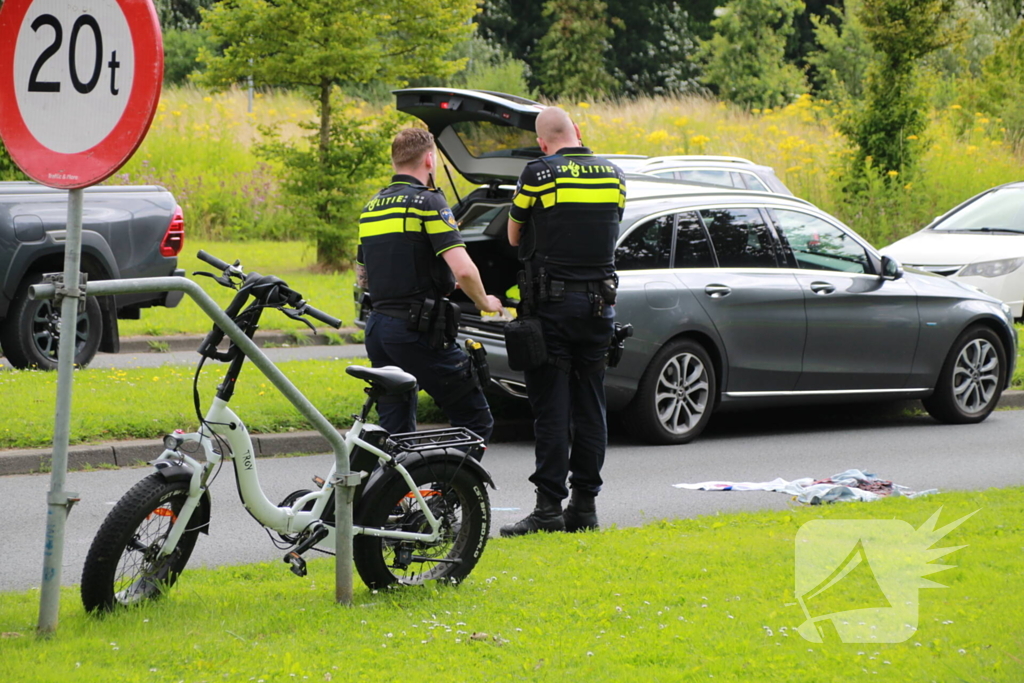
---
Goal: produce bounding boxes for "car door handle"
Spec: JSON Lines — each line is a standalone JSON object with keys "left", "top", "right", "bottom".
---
{"left": 704, "top": 284, "right": 731, "bottom": 298}
{"left": 810, "top": 281, "right": 835, "bottom": 295}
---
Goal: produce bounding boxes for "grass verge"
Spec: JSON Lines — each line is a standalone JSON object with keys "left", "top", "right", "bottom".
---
{"left": 0, "top": 357, "right": 451, "bottom": 450}
{"left": 117, "top": 240, "right": 356, "bottom": 337}
{"left": 1, "top": 488, "right": 1020, "bottom": 681}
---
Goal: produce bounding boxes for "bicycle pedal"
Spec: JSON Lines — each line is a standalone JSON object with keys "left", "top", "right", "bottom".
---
{"left": 284, "top": 551, "right": 307, "bottom": 577}
{"left": 311, "top": 475, "right": 325, "bottom": 487}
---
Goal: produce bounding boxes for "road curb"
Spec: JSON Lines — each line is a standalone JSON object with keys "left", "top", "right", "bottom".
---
{"left": 117, "top": 328, "right": 363, "bottom": 354}
{"left": 0, "top": 419, "right": 536, "bottom": 477}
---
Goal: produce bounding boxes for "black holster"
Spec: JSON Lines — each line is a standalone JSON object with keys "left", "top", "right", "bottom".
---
{"left": 607, "top": 322, "right": 633, "bottom": 368}
{"left": 409, "top": 297, "right": 460, "bottom": 350}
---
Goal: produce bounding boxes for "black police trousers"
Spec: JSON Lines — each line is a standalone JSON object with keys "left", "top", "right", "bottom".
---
{"left": 524, "top": 292, "right": 615, "bottom": 501}
{"left": 364, "top": 311, "right": 494, "bottom": 442}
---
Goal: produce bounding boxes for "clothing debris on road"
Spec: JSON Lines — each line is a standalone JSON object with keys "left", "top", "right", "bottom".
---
{"left": 673, "top": 469, "right": 938, "bottom": 505}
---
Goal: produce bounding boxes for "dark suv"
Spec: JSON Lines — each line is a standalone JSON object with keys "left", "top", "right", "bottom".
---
{"left": 358, "top": 88, "right": 1017, "bottom": 445}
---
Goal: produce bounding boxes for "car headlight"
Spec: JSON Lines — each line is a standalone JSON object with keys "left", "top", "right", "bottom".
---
{"left": 957, "top": 257, "right": 1024, "bottom": 278}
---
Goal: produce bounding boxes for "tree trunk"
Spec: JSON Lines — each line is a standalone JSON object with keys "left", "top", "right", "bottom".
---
{"left": 317, "top": 78, "right": 332, "bottom": 265}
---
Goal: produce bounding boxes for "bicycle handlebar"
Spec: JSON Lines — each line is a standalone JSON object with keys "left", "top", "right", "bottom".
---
{"left": 302, "top": 304, "right": 343, "bottom": 329}
{"left": 192, "top": 250, "right": 343, "bottom": 335}
{"left": 197, "top": 250, "right": 233, "bottom": 272}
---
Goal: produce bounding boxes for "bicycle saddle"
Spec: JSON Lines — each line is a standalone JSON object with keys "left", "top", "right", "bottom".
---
{"left": 345, "top": 365, "right": 417, "bottom": 395}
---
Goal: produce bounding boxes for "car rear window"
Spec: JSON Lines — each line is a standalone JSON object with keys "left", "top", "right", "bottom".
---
{"left": 450, "top": 121, "right": 541, "bottom": 159}
{"left": 700, "top": 208, "right": 778, "bottom": 268}
{"left": 616, "top": 215, "right": 674, "bottom": 270}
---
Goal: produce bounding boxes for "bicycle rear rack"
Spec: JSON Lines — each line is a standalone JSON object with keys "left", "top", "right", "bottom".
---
{"left": 389, "top": 427, "right": 484, "bottom": 453}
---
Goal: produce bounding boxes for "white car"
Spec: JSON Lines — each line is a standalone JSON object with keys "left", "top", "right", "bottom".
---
{"left": 629, "top": 155, "right": 793, "bottom": 195}
{"left": 882, "top": 181, "right": 1024, "bottom": 319}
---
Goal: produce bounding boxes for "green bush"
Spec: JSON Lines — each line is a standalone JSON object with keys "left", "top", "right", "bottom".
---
{"left": 163, "top": 28, "right": 217, "bottom": 86}
{"left": 0, "top": 139, "right": 27, "bottom": 181}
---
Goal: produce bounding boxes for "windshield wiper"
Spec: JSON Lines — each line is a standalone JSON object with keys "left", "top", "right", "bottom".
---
{"left": 938, "top": 227, "right": 1024, "bottom": 234}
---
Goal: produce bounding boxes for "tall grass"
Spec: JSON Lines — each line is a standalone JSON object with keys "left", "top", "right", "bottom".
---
{"left": 119, "top": 87, "right": 1024, "bottom": 250}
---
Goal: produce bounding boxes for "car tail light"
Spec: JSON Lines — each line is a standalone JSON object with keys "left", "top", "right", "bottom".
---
{"left": 439, "top": 101, "right": 449, "bottom": 109}
{"left": 160, "top": 205, "right": 185, "bottom": 257}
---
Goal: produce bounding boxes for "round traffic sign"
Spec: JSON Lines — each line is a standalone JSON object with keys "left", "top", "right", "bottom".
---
{"left": 0, "top": 0, "right": 162, "bottom": 189}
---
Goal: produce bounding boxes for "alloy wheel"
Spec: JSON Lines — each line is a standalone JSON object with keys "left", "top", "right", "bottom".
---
{"left": 951, "top": 338, "right": 999, "bottom": 414}
{"left": 654, "top": 352, "right": 710, "bottom": 435}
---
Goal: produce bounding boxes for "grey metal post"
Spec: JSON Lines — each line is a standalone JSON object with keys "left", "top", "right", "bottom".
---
{"left": 334, "top": 471, "right": 360, "bottom": 605}
{"left": 37, "top": 188, "right": 84, "bottom": 635}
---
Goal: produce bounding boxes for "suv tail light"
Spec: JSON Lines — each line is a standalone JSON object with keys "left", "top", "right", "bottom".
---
{"left": 160, "top": 205, "right": 185, "bottom": 257}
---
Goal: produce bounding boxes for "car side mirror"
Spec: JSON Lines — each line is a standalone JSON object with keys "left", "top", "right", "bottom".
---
{"left": 881, "top": 255, "right": 903, "bottom": 280}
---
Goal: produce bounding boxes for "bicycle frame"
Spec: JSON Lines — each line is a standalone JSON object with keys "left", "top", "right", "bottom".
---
{"left": 30, "top": 275, "right": 444, "bottom": 560}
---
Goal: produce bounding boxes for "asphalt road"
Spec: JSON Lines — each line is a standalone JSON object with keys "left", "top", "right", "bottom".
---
{"left": 3, "top": 404, "right": 1022, "bottom": 593}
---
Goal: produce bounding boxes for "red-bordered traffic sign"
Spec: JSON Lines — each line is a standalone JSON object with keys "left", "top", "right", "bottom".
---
{"left": 0, "top": 0, "right": 162, "bottom": 189}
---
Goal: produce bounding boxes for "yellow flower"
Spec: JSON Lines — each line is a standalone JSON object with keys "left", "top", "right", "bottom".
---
{"left": 906, "top": 135, "right": 918, "bottom": 140}
{"left": 577, "top": 102, "right": 590, "bottom": 109}
{"left": 153, "top": 376, "right": 160, "bottom": 382}
{"left": 950, "top": 104, "right": 962, "bottom": 110}
{"left": 203, "top": 96, "right": 213, "bottom": 103}
{"left": 172, "top": 111, "right": 181, "bottom": 117}
{"left": 647, "top": 130, "right": 670, "bottom": 145}
{"left": 887, "top": 170, "right": 899, "bottom": 178}
{"left": 979, "top": 118, "right": 990, "bottom": 124}
{"left": 673, "top": 117, "right": 689, "bottom": 127}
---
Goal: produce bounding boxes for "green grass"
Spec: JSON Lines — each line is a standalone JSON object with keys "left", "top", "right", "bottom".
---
{"left": 0, "top": 358, "right": 449, "bottom": 450}
{"left": 1, "top": 488, "right": 1020, "bottom": 681}
{"left": 118, "top": 240, "right": 356, "bottom": 337}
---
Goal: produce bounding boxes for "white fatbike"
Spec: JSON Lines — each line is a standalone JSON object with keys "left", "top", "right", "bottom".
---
{"left": 80, "top": 251, "right": 493, "bottom": 612}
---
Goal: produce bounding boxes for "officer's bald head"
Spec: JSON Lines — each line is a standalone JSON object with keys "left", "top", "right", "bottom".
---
{"left": 536, "top": 107, "right": 580, "bottom": 154}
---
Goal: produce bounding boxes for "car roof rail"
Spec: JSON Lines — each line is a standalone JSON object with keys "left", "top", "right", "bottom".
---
{"left": 638, "top": 155, "right": 758, "bottom": 168}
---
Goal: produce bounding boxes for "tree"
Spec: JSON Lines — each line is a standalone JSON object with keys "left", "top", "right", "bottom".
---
{"left": 840, "top": 0, "right": 966, "bottom": 179}
{"left": 533, "top": 0, "right": 621, "bottom": 100}
{"left": 698, "top": 0, "right": 808, "bottom": 109}
{"left": 197, "top": 0, "right": 476, "bottom": 266}
{"left": 976, "top": 19, "right": 1024, "bottom": 146}
{"left": 476, "top": 0, "right": 721, "bottom": 97}
{"left": 806, "top": 0, "right": 874, "bottom": 102}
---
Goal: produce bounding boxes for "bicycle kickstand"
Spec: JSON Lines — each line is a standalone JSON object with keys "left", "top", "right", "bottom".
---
{"left": 283, "top": 522, "right": 330, "bottom": 577}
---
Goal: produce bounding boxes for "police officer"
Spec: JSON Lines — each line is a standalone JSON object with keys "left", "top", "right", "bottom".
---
{"left": 357, "top": 128, "right": 503, "bottom": 445}
{"left": 500, "top": 107, "right": 625, "bottom": 536}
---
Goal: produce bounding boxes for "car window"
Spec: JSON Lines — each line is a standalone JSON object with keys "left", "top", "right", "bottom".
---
{"left": 650, "top": 171, "right": 676, "bottom": 179}
{"left": 771, "top": 209, "right": 870, "bottom": 274}
{"left": 736, "top": 172, "right": 768, "bottom": 193}
{"left": 674, "top": 212, "right": 715, "bottom": 268}
{"left": 679, "top": 169, "right": 733, "bottom": 188}
{"left": 699, "top": 208, "right": 778, "bottom": 268}
{"left": 449, "top": 120, "right": 541, "bottom": 159}
{"left": 616, "top": 216, "right": 673, "bottom": 270}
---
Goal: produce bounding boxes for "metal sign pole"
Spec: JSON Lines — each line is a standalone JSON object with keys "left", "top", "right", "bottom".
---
{"left": 334, "top": 469, "right": 359, "bottom": 605}
{"left": 37, "top": 188, "right": 84, "bottom": 635}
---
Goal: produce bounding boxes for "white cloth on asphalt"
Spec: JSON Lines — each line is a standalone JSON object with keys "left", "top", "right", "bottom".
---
{"left": 673, "top": 469, "right": 938, "bottom": 505}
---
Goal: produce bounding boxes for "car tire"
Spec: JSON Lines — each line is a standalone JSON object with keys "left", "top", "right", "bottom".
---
{"left": 624, "top": 337, "right": 717, "bottom": 445}
{"left": 0, "top": 273, "right": 102, "bottom": 370}
{"left": 922, "top": 324, "right": 1006, "bottom": 424}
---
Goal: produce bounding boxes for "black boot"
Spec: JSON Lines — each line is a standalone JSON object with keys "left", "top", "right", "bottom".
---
{"left": 563, "top": 489, "right": 598, "bottom": 532}
{"left": 500, "top": 490, "right": 565, "bottom": 537}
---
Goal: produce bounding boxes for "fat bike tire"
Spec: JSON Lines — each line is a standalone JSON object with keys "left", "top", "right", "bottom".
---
{"left": 353, "top": 461, "right": 490, "bottom": 590}
{"left": 81, "top": 473, "right": 201, "bottom": 612}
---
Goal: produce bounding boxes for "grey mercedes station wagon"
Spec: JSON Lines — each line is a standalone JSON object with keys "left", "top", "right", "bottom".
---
{"left": 357, "top": 88, "right": 1017, "bottom": 445}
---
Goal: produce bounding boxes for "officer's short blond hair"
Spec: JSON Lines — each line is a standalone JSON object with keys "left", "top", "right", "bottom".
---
{"left": 392, "top": 128, "right": 435, "bottom": 169}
